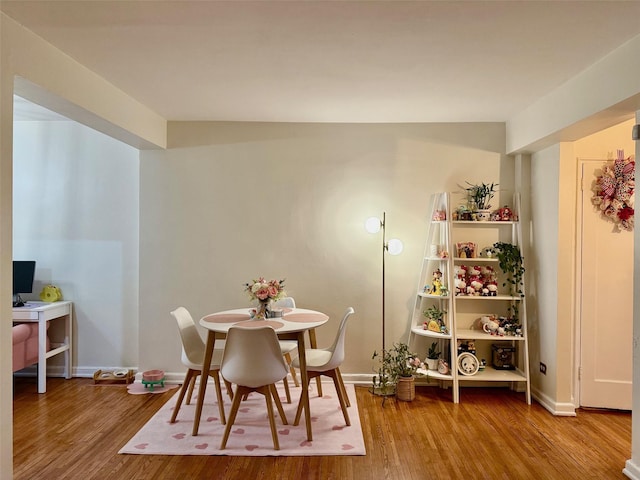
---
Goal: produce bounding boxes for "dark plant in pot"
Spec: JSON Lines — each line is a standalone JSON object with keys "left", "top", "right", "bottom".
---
{"left": 464, "top": 181, "right": 498, "bottom": 211}
{"left": 425, "top": 341, "right": 441, "bottom": 370}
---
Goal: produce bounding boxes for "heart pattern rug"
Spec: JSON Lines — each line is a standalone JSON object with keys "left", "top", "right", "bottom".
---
{"left": 119, "top": 383, "right": 366, "bottom": 456}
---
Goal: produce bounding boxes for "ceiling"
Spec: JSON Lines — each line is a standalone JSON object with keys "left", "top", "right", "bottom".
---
{"left": 3, "top": 0, "right": 640, "bottom": 123}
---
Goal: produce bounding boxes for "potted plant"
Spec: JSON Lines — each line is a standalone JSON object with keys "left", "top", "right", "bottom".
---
{"left": 371, "top": 342, "right": 421, "bottom": 401}
{"left": 464, "top": 182, "right": 498, "bottom": 219}
{"left": 493, "top": 241, "right": 525, "bottom": 322}
{"left": 425, "top": 341, "right": 441, "bottom": 370}
{"left": 423, "top": 305, "right": 446, "bottom": 333}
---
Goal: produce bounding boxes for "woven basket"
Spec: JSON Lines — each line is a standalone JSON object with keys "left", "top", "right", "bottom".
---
{"left": 396, "top": 375, "right": 415, "bottom": 401}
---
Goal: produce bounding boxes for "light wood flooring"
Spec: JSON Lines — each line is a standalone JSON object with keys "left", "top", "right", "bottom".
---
{"left": 12, "top": 377, "right": 631, "bottom": 480}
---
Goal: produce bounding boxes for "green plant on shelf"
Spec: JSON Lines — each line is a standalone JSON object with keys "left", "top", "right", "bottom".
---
{"left": 427, "top": 341, "right": 441, "bottom": 360}
{"left": 464, "top": 181, "right": 498, "bottom": 211}
{"left": 423, "top": 305, "right": 444, "bottom": 323}
{"left": 493, "top": 241, "right": 525, "bottom": 321}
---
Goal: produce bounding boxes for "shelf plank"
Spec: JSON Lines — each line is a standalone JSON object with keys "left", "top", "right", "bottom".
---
{"left": 415, "top": 368, "right": 453, "bottom": 381}
{"left": 452, "top": 221, "right": 516, "bottom": 225}
{"left": 417, "top": 292, "right": 450, "bottom": 299}
{"left": 410, "top": 327, "right": 452, "bottom": 339}
{"left": 457, "top": 366, "right": 527, "bottom": 382}
{"left": 454, "top": 294, "right": 520, "bottom": 301}
{"left": 456, "top": 329, "right": 525, "bottom": 341}
{"left": 452, "top": 257, "right": 498, "bottom": 262}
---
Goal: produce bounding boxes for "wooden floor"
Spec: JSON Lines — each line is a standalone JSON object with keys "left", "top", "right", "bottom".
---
{"left": 13, "top": 377, "right": 631, "bottom": 480}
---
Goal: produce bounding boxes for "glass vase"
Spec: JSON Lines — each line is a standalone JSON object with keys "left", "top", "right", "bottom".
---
{"left": 255, "top": 300, "right": 270, "bottom": 319}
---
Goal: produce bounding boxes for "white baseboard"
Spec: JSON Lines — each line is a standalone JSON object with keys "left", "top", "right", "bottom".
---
{"left": 624, "top": 459, "right": 640, "bottom": 479}
{"left": 531, "top": 385, "right": 576, "bottom": 416}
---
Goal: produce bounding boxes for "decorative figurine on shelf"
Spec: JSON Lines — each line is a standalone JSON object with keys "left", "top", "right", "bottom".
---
{"left": 432, "top": 209, "right": 447, "bottom": 221}
{"left": 493, "top": 205, "right": 515, "bottom": 222}
{"left": 454, "top": 264, "right": 467, "bottom": 296}
{"left": 479, "top": 358, "right": 487, "bottom": 371}
{"left": 456, "top": 241, "right": 477, "bottom": 259}
{"left": 480, "top": 246, "right": 496, "bottom": 258}
{"left": 480, "top": 315, "right": 500, "bottom": 334}
{"left": 438, "top": 358, "right": 450, "bottom": 375}
{"left": 467, "top": 265, "right": 483, "bottom": 295}
{"left": 480, "top": 265, "right": 498, "bottom": 297}
{"left": 431, "top": 269, "right": 443, "bottom": 296}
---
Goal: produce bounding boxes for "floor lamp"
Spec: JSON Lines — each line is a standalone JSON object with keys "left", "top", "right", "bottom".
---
{"left": 365, "top": 211, "right": 403, "bottom": 358}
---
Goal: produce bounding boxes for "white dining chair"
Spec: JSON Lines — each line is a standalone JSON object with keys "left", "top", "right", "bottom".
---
{"left": 293, "top": 307, "right": 355, "bottom": 427}
{"left": 220, "top": 325, "right": 289, "bottom": 450}
{"left": 169, "top": 307, "right": 230, "bottom": 425}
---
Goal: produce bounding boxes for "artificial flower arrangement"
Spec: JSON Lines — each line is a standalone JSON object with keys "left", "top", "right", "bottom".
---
{"left": 592, "top": 149, "right": 635, "bottom": 231}
{"left": 244, "top": 277, "right": 286, "bottom": 303}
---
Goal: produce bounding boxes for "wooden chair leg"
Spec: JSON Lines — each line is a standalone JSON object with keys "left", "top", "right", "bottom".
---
{"left": 259, "top": 386, "right": 279, "bottom": 450}
{"left": 315, "top": 377, "right": 323, "bottom": 397}
{"left": 328, "top": 369, "right": 350, "bottom": 426}
{"left": 282, "top": 376, "right": 292, "bottom": 404}
{"left": 284, "top": 352, "right": 300, "bottom": 387}
{"left": 186, "top": 373, "right": 197, "bottom": 405}
{"left": 336, "top": 367, "right": 350, "bottom": 407}
{"left": 270, "top": 384, "right": 288, "bottom": 425}
{"left": 224, "top": 378, "right": 234, "bottom": 400}
{"left": 220, "top": 385, "right": 247, "bottom": 449}
{"left": 209, "top": 369, "right": 226, "bottom": 425}
{"left": 170, "top": 369, "right": 195, "bottom": 423}
{"left": 294, "top": 370, "right": 318, "bottom": 426}
{"left": 308, "top": 329, "right": 323, "bottom": 397}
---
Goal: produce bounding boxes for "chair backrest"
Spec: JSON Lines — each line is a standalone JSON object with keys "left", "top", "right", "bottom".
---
{"left": 322, "top": 307, "right": 355, "bottom": 371}
{"left": 171, "top": 307, "right": 206, "bottom": 367}
{"left": 273, "top": 296, "right": 296, "bottom": 308}
{"left": 220, "top": 326, "right": 289, "bottom": 388}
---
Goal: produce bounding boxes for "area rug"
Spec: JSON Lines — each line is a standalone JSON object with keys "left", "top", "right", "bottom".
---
{"left": 119, "top": 383, "right": 365, "bottom": 456}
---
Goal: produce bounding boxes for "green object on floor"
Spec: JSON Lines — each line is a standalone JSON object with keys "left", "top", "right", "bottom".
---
{"left": 141, "top": 377, "right": 165, "bottom": 391}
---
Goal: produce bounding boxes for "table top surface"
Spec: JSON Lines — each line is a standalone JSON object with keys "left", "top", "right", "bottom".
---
{"left": 200, "top": 307, "right": 329, "bottom": 333}
{"left": 13, "top": 300, "right": 72, "bottom": 311}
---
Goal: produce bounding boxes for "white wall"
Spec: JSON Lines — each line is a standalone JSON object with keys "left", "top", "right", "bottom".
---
{"left": 13, "top": 120, "right": 140, "bottom": 372}
{"left": 530, "top": 144, "right": 561, "bottom": 405}
{"left": 138, "top": 122, "right": 511, "bottom": 379}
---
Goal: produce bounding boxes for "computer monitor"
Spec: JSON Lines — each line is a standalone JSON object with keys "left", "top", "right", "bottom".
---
{"left": 13, "top": 260, "right": 36, "bottom": 307}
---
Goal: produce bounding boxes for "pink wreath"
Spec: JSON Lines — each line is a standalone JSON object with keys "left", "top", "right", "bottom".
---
{"left": 592, "top": 149, "right": 635, "bottom": 231}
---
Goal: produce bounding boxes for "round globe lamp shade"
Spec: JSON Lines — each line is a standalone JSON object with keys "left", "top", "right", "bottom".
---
{"left": 365, "top": 217, "right": 382, "bottom": 234}
{"left": 387, "top": 238, "right": 404, "bottom": 255}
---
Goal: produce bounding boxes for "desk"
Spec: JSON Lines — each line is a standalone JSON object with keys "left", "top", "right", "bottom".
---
{"left": 13, "top": 301, "right": 73, "bottom": 393}
{"left": 195, "top": 308, "right": 329, "bottom": 440}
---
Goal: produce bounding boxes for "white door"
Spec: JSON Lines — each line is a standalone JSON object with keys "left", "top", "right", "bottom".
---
{"left": 579, "top": 160, "right": 633, "bottom": 410}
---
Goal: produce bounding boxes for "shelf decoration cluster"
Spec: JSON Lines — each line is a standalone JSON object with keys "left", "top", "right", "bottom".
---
{"left": 407, "top": 191, "right": 531, "bottom": 404}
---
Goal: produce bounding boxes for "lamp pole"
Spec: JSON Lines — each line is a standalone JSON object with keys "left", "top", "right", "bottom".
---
{"left": 366, "top": 211, "right": 403, "bottom": 401}
{"left": 381, "top": 211, "right": 387, "bottom": 353}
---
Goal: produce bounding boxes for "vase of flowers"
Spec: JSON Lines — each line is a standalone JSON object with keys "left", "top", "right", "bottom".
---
{"left": 244, "top": 277, "right": 286, "bottom": 319}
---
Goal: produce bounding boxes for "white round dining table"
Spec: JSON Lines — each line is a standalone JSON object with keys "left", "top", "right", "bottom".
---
{"left": 192, "top": 307, "right": 329, "bottom": 441}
